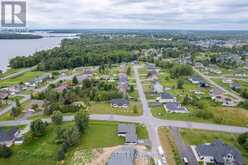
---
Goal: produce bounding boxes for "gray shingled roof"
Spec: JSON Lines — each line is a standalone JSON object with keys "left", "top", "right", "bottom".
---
{"left": 118, "top": 124, "right": 137, "bottom": 143}
{"left": 0, "top": 127, "right": 18, "bottom": 142}
{"left": 196, "top": 140, "right": 243, "bottom": 165}
{"left": 108, "top": 147, "right": 136, "bottom": 165}
{"left": 160, "top": 93, "right": 174, "bottom": 100}
{"left": 111, "top": 99, "right": 129, "bottom": 107}
{"left": 165, "top": 102, "right": 188, "bottom": 113}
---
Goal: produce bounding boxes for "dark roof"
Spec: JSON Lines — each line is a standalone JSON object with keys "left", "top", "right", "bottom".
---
{"left": 108, "top": 147, "right": 136, "bottom": 165}
{"left": 118, "top": 124, "right": 137, "bottom": 143}
{"left": 0, "top": 91, "right": 9, "bottom": 99}
{"left": 0, "top": 127, "right": 18, "bottom": 142}
{"left": 231, "top": 83, "right": 241, "bottom": 89}
{"left": 165, "top": 102, "right": 188, "bottom": 112}
{"left": 84, "top": 69, "right": 93, "bottom": 75}
{"left": 196, "top": 140, "right": 243, "bottom": 165}
{"left": 189, "top": 76, "right": 203, "bottom": 82}
{"left": 160, "top": 93, "right": 174, "bottom": 100}
{"left": 111, "top": 99, "right": 129, "bottom": 106}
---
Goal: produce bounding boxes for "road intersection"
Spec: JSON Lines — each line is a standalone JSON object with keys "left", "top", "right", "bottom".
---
{"left": 0, "top": 65, "right": 248, "bottom": 164}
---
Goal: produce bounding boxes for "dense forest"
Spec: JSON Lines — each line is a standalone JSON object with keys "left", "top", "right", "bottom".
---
{"left": 0, "top": 33, "right": 43, "bottom": 39}
{"left": 9, "top": 35, "right": 189, "bottom": 70}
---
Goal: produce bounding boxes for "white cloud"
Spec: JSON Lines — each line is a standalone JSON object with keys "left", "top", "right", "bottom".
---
{"left": 25, "top": 0, "right": 248, "bottom": 30}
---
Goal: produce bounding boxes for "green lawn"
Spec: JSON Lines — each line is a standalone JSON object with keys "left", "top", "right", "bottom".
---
{"left": 158, "top": 127, "right": 181, "bottom": 165}
{"left": 0, "top": 68, "right": 24, "bottom": 78}
{"left": 151, "top": 104, "right": 248, "bottom": 127}
{"left": 136, "top": 123, "right": 149, "bottom": 139}
{"left": 0, "top": 71, "right": 45, "bottom": 88}
{"left": 180, "top": 129, "right": 248, "bottom": 164}
{"left": 0, "top": 121, "right": 125, "bottom": 165}
{"left": 88, "top": 102, "right": 143, "bottom": 116}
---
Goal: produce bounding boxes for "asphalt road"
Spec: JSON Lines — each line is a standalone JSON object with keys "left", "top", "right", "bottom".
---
{"left": 170, "top": 127, "right": 198, "bottom": 165}
{"left": 1, "top": 65, "right": 248, "bottom": 165}
{"left": 193, "top": 67, "right": 244, "bottom": 102}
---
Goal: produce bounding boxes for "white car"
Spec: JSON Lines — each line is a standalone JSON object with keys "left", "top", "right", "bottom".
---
{"left": 183, "top": 157, "right": 189, "bottom": 164}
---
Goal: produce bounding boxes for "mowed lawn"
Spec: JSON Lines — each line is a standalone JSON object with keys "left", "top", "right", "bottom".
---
{"left": 0, "top": 121, "right": 125, "bottom": 165}
{"left": 180, "top": 129, "right": 248, "bottom": 164}
{"left": 152, "top": 104, "right": 248, "bottom": 127}
{"left": 0, "top": 71, "right": 45, "bottom": 88}
{"left": 88, "top": 102, "right": 143, "bottom": 116}
{"left": 0, "top": 68, "right": 24, "bottom": 78}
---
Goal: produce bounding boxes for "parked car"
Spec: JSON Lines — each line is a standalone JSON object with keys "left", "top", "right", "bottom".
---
{"left": 183, "top": 157, "right": 189, "bottom": 164}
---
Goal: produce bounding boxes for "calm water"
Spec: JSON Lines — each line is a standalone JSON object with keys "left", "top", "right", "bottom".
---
{"left": 0, "top": 34, "right": 77, "bottom": 71}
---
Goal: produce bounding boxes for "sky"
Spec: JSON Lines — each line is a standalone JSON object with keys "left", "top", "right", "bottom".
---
{"left": 22, "top": 0, "right": 248, "bottom": 30}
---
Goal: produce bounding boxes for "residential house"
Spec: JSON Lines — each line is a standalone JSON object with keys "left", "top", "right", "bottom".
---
{"left": 152, "top": 81, "right": 164, "bottom": 94}
{"left": 108, "top": 147, "right": 136, "bottom": 165}
{"left": 117, "top": 124, "right": 137, "bottom": 144}
{"left": 84, "top": 69, "right": 93, "bottom": 77}
{"left": 189, "top": 76, "right": 203, "bottom": 84}
{"left": 209, "top": 88, "right": 225, "bottom": 102}
{"left": 209, "top": 88, "right": 237, "bottom": 106}
{"left": 0, "top": 90, "right": 9, "bottom": 100}
{"left": 147, "top": 70, "right": 158, "bottom": 81}
{"left": 194, "top": 62, "right": 204, "bottom": 69}
{"left": 231, "top": 83, "right": 241, "bottom": 91}
{"left": 8, "top": 85, "right": 21, "bottom": 95}
{"left": 76, "top": 75, "right": 89, "bottom": 82}
{"left": 223, "top": 78, "right": 233, "bottom": 84}
{"left": 157, "top": 93, "right": 176, "bottom": 103}
{"left": 55, "top": 84, "right": 70, "bottom": 93}
{"left": 163, "top": 102, "right": 188, "bottom": 113}
{"left": 111, "top": 99, "right": 129, "bottom": 109}
{"left": 118, "top": 73, "right": 129, "bottom": 94}
{"left": 208, "top": 65, "right": 222, "bottom": 74}
{"left": 191, "top": 140, "right": 243, "bottom": 165}
{"left": 0, "top": 127, "right": 24, "bottom": 147}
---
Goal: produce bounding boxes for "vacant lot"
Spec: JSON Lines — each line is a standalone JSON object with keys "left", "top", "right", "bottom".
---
{"left": 0, "top": 121, "right": 125, "bottom": 165}
{"left": 0, "top": 71, "right": 45, "bottom": 88}
{"left": 88, "top": 102, "right": 143, "bottom": 116}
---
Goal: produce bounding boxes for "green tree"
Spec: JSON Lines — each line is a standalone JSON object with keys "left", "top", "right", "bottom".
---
{"left": 57, "top": 147, "right": 65, "bottom": 161}
{"left": 11, "top": 106, "right": 21, "bottom": 117}
{"left": 30, "top": 119, "right": 47, "bottom": 137}
{"left": 74, "top": 110, "right": 89, "bottom": 133}
{"left": 238, "top": 132, "right": 248, "bottom": 150}
{"left": 0, "top": 145, "right": 12, "bottom": 158}
{"left": 72, "top": 76, "right": 79, "bottom": 85}
{"left": 51, "top": 111, "right": 63, "bottom": 125}
{"left": 177, "top": 79, "right": 184, "bottom": 89}
{"left": 127, "top": 66, "right": 131, "bottom": 75}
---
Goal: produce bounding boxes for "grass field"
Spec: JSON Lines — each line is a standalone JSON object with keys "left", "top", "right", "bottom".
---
{"left": 180, "top": 129, "right": 248, "bottom": 164}
{"left": 0, "top": 68, "right": 24, "bottom": 78}
{"left": 136, "top": 123, "right": 149, "bottom": 139}
{"left": 158, "top": 127, "right": 182, "bottom": 165}
{"left": 152, "top": 105, "right": 248, "bottom": 127}
{"left": 88, "top": 102, "right": 143, "bottom": 116}
{"left": 0, "top": 121, "right": 125, "bottom": 165}
{"left": 0, "top": 71, "right": 45, "bottom": 88}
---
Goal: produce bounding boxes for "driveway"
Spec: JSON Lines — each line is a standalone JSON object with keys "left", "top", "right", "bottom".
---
{"left": 170, "top": 127, "right": 198, "bottom": 165}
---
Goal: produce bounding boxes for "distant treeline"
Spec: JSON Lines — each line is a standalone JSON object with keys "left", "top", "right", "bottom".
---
{"left": 9, "top": 36, "right": 187, "bottom": 71}
{"left": 0, "top": 33, "right": 43, "bottom": 39}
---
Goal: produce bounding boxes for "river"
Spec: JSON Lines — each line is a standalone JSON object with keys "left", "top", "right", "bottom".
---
{"left": 0, "top": 33, "right": 78, "bottom": 71}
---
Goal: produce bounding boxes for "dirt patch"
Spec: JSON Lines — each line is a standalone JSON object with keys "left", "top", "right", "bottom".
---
{"left": 88, "top": 146, "right": 122, "bottom": 165}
